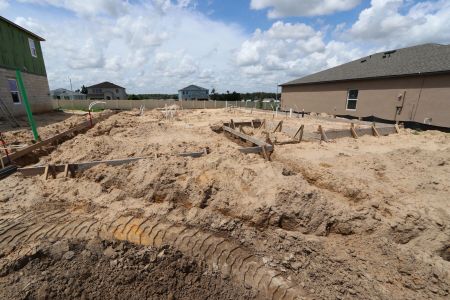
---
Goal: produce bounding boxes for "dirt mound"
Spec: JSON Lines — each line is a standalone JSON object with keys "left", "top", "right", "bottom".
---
{"left": 1, "top": 109, "right": 449, "bottom": 299}
{"left": 0, "top": 239, "right": 253, "bottom": 300}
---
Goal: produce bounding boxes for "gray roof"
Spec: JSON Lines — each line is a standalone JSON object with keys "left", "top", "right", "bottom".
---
{"left": 87, "top": 81, "right": 125, "bottom": 89}
{"left": 50, "top": 88, "right": 84, "bottom": 96}
{"left": 282, "top": 43, "right": 450, "bottom": 86}
{"left": 179, "top": 85, "right": 208, "bottom": 91}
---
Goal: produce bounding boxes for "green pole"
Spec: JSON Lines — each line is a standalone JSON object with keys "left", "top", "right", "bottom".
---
{"left": 16, "top": 70, "right": 39, "bottom": 141}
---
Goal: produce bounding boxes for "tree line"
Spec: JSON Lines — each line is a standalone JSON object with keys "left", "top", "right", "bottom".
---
{"left": 76, "top": 85, "right": 277, "bottom": 101}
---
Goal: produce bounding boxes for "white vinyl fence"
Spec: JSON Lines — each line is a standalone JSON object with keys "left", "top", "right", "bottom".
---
{"left": 51, "top": 99, "right": 277, "bottom": 111}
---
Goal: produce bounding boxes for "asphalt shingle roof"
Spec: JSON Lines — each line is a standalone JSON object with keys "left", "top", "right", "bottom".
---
{"left": 281, "top": 43, "right": 450, "bottom": 86}
{"left": 87, "top": 82, "right": 125, "bottom": 89}
{"left": 179, "top": 85, "right": 208, "bottom": 91}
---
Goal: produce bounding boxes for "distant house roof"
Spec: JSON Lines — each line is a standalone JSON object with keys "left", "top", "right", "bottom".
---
{"left": 87, "top": 81, "right": 125, "bottom": 89}
{"left": 282, "top": 43, "right": 450, "bottom": 86}
{"left": 0, "top": 16, "right": 45, "bottom": 41}
{"left": 50, "top": 88, "right": 85, "bottom": 96}
{"left": 179, "top": 85, "right": 208, "bottom": 91}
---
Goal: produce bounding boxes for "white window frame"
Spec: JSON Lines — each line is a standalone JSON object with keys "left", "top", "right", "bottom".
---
{"left": 8, "top": 79, "right": 21, "bottom": 104}
{"left": 346, "top": 89, "right": 358, "bottom": 111}
{"left": 28, "top": 38, "right": 38, "bottom": 58}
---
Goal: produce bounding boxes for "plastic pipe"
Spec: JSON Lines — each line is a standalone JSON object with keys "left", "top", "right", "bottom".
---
{"left": 16, "top": 70, "right": 39, "bottom": 141}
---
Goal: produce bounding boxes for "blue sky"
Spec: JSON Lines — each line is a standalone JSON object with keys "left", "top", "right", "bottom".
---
{"left": 0, "top": 0, "right": 449, "bottom": 93}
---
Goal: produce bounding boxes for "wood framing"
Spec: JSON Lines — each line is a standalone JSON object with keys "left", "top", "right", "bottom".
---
{"left": 273, "top": 121, "right": 283, "bottom": 133}
{"left": 223, "top": 126, "right": 274, "bottom": 154}
{"left": 318, "top": 125, "right": 329, "bottom": 142}
{"left": 350, "top": 123, "right": 359, "bottom": 139}
{"left": 1, "top": 111, "right": 115, "bottom": 166}
{"left": 293, "top": 125, "right": 304, "bottom": 142}
{"left": 372, "top": 125, "right": 380, "bottom": 137}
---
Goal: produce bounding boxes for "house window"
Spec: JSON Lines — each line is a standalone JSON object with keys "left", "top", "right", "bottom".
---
{"left": 28, "top": 38, "right": 37, "bottom": 58}
{"left": 8, "top": 79, "right": 21, "bottom": 104}
{"left": 346, "top": 89, "right": 358, "bottom": 111}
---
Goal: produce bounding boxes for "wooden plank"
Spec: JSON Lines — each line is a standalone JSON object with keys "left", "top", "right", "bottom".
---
{"left": 372, "top": 125, "right": 380, "bottom": 137}
{"left": 223, "top": 120, "right": 262, "bottom": 128}
{"left": 273, "top": 120, "right": 283, "bottom": 133}
{"left": 318, "top": 125, "right": 329, "bottom": 142}
{"left": 293, "top": 125, "right": 304, "bottom": 142}
{"left": 238, "top": 145, "right": 274, "bottom": 153}
{"left": 1, "top": 112, "right": 115, "bottom": 166}
{"left": 223, "top": 126, "right": 273, "bottom": 149}
{"left": 19, "top": 150, "right": 209, "bottom": 177}
{"left": 350, "top": 123, "right": 359, "bottom": 139}
{"left": 274, "top": 140, "right": 301, "bottom": 145}
{"left": 261, "top": 145, "right": 269, "bottom": 161}
{"left": 378, "top": 126, "right": 398, "bottom": 136}
{"left": 178, "top": 150, "right": 206, "bottom": 158}
{"left": 63, "top": 164, "right": 69, "bottom": 177}
{"left": 43, "top": 165, "right": 49, "bottom": 180}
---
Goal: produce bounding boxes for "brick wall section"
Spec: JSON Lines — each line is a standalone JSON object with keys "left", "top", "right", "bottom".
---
{"left": 0, "top": 67, "right": 53, "bottom": 117}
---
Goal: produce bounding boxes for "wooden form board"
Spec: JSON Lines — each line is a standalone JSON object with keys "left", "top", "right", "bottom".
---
{"left": 263, "top": 120, "right": 399, "bottom": 142}
{"left": 18, "top": 150, "right": 209, "bottom": 177}
{"left": 223, "top": 120, "right": 263, "bottom": 128}
{"left": 223, "top": 126, "right": 274, "bottom": 153}
{"left": 19, "top": 157, "right": 145, "bottom": 177}
{"left": 324, "top": 125, "right": 398, "bottom": 140}
{"left": 1, "top": 112, "right": 115, "bottom": 166}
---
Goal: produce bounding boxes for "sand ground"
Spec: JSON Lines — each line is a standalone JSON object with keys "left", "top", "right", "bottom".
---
{"left": 0, "top": 108, "right": 449, "bottom": 299}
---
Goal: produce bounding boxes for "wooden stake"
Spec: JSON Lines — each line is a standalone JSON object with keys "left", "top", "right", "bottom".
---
{"left": 395, "top": 123, "right": 400, "bottom": 133}
{"left": 64, "top": 164, "right": 70, "bottom": 177}
{"left": 43, "top": 165, "right": 49, "bottom": 180}
{"left": 273, "top": 120, "right": 283, "bottom": 133}
{"left": 230, "top": 119, "right": 235, "bottom": 129}
{"left": 293, "top": 125, "right": 304, "bottom": 142}
{"left": 350, "top": 123, "right": 359, "bottom": 139}
{"left": 50, "top": 165, "right": 56, "bottom": 179}
{"left": 318, "top": 125, "right": 328, "bottom": 142}
{"left": 372, "top": 125, "right": 380, "bottom": 137}
{"left": 261, "top": 145, "right": 269, "bottom": 161}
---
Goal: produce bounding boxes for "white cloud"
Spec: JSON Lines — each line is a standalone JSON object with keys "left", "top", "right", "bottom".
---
{"left": 0, "top": 0, "right": 9, "bottom": 10}
{"left": 12, "top": 1, "right": 246, "bottom": 93}
{"left": 349, "top": 0, "right": 450, "bottom": 47}
{"left": 250, "top": 0, "right": 361, "bottom": 18}
{"left": 18, "top": 0, "right": 130, "bottom": 17}
{"left": 6, "top": 0, "right": 450, "bottom": 93}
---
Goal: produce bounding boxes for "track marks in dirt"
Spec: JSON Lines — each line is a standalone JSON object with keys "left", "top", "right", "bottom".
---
{"left": 0, "top": 212, "right": 308, "bottom": 299}
{"left": 100, "top": 215, "right": 308, "bottom": 300}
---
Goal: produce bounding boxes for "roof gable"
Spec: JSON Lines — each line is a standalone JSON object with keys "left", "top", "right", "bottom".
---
{"left": 87, "top": 81, "right": 125, "bottom": 89}
{"left": 179, "top": 85, "right": 208, "bottom": 91}
{"left": 282, "top": 43, "right": 450, "bottom": 86}
{"left": 0, "top": 16, "right": 45, "bottom": 41}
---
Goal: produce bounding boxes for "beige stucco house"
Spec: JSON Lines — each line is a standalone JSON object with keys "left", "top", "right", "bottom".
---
{"left": 86, "top": 82, "right": 127, "bottom": 100}
{"left": 281, "top": 43, "right": 450, "bottom": 128}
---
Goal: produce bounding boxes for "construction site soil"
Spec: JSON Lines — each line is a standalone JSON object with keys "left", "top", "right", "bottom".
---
{"left": 1, "top": 108, "right": 449, "bottom": 299}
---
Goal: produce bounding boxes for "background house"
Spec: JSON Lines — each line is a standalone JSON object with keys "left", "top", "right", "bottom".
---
{"left": 86, "top": 82, "right": 127, "bottom": 100}
{"left": 178, "top": 85, "right": 209, "bottom": 100}
{"left": 51, "top": 88, "right": 86, "bottom": 100}
{"left": 0, "top": 16, "right": 52, "bottom": 117}
{"left": 281, "top": 43, "right": 450, "bottom": 128}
